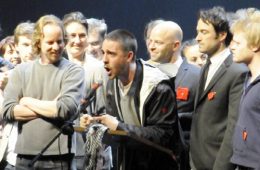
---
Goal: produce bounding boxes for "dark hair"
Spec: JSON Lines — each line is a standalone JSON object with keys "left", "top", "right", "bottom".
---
{"left": 0, "top": 36, "right": 15, "bottom": 55}
{"left": 199, "top": 6, "right": 232, "bottom": 46}
{"left": 105, "top": 29, "right": 138, "bottom": 59}
{"left": 63, "top": 11, "right": 88, "bottom": 31}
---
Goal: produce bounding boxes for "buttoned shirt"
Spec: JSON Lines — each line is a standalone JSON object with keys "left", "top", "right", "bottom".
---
{"left": 205, "top": 48, "right": 230, "bottom": 89}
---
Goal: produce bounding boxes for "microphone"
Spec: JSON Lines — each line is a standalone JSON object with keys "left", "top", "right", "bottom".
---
{"left": 83, "top": 82, "right": 102, "bottom": 101}
{"left": 80, "top": 82, "right": 102, "bottom": 113}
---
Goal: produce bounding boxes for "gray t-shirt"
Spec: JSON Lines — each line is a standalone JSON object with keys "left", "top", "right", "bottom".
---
{"left": 2, "top": 57, "right": 85, "bottom": 155}
{"left": 116, "top": 80, "right": 141, "bottom": 126}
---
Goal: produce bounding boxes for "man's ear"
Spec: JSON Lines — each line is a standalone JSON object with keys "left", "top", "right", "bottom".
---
{"left": 127, "top": 51, "right": 134, "bottom": 62}
{"left": 218, "top": 32, "right": 227, "bottom": 42}
{"left": 251, "top": 45, "right": 260, "bottom": 53}
{"left": 172, "top": 41, "right": 181, "bottom": 51}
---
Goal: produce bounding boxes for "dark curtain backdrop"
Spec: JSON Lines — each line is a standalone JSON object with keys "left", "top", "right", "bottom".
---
{"left": 0, "top": 0, "right": 258, "bottom": 60}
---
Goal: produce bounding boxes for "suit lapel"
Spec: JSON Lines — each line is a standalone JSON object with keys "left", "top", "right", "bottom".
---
{"left": 175, "top": 60, "right": 189, "bottom": 88}
{"left": 194, "top": 86, "right": 200, "bottom": 108}
{"left": 196, "top": 55, "right": 233, "bottom": 105}
{"left": 199, "top": 64, "right": 226, "bottom": 100}
{"left": 194, "top": 66, "right": 204, "bottom": 108}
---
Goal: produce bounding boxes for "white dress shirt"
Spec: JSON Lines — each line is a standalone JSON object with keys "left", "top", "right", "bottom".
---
{"left": 205, "top": 48, "right": 230, "bottom": 89}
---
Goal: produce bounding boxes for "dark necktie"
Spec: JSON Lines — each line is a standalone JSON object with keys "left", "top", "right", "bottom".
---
{"left": 199, "top": 59, "right": 211, "bottom": 96}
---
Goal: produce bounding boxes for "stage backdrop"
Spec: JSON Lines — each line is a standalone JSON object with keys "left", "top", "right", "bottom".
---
{"left": 0, "top": 0, "right": 258, "bottom": 60}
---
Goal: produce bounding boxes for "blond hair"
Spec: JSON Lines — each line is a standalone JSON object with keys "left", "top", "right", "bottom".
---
{"left": 32, "top": 15, "right": 64, "bottom": 55}
{"left": 14, "top": 21, "right": 35, "bottom": 44}
{"left": 231, "top": 10, "right": 260, "bottom": 49}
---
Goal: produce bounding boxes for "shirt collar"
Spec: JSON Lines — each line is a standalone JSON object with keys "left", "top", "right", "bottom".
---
{"left": 174, "top": 55, "right": 183, "bottom": 68}
{"left": 209, "top": 48, "right": 230, "bottom": 65}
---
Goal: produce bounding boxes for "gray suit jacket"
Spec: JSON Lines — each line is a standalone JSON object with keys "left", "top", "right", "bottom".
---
{"left": 175, "top": 60, "right": 200, "bottom": 125}
{"left": 190, "top": 55, "right": 248, "bottom": 170}
{"left": 154, "top": 59, "right": 200, "bottom": 139}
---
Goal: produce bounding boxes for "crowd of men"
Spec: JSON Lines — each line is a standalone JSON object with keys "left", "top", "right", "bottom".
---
{"left": 0, "top": 6, "right": 259, "bottom": 170}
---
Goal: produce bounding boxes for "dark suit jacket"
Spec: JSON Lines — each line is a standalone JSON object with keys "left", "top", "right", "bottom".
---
{"left": 175, "top": 59, "right": 200, "bottom": 132}
{"left": 175, "top": 59, "right": 200, "bottom": 170}
{"left": 190, "top": 55, "right": 248, "bottom": 170}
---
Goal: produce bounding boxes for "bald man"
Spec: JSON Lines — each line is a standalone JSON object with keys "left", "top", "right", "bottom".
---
{"left": 147, "top": 21, "right": 200, "bottom": 170}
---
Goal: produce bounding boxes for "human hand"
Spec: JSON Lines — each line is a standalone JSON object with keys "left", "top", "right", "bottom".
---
{"left": 80, "top": 114, "right": 95, "bottom": 128}
{"left": 19, "top": 97, "right": 33, "bottom": 106}
{"left": 93, "top": 114, "right": 119, "bottom": 131}
{"left": 0, "top": 72, "right": 8, "bottom": 90}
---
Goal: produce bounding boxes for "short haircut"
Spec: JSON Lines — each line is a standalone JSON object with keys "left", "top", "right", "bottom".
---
{"left": 235, "top": 7, "right": 258, "bottom": 20}
{"left": 14, "top": 21, "right": 35, "bottom": 44}
{"left": 63, "top": 11, "right": 88, "bottom": 31}
{"left": 87, "top": 18, "right": 107, "bottom": 39}
{"left": 227, "top": 8, "right": 258, "bottom": 27}
{"left": 199, "top": 6, "right": 232, "bottom": 46}
{"left": 181, "top": 38, "right": 198, "bottom": 57}
{"left": 32, "top": 14, "right": 64, "bottom": 56}
{"left": 231, "top": 10, "right": 260, "bottom": 49}
{"left": 105, "top": 29, "right": 137, "bottom": 59}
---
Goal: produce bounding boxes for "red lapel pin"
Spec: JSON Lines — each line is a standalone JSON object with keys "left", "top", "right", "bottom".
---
{"left": 208, "top": 91, "right": 216, "bottom": 100}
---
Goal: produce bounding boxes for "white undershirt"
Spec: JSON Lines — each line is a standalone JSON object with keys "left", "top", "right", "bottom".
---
{"left": 118, "top": 80, "right": 132, "bottom": 96}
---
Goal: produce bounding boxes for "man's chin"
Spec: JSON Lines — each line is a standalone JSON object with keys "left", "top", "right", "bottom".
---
{"left": 233, "top": 58, "right": 242, "bottom": 63}
{"left": 107, "top": 73, "right": 115, "bottom": 80}
{"left": 49, "top": 55, "right": 60, "bottom": 63}
{"left": 23, "top": 56, "right": 33, "bottom": 62}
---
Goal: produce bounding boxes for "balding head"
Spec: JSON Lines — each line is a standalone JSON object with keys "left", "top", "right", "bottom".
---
{"left": 152, "top": 21, "right": 183, "bottom": 43}
{"left": 148, "top": 21, "right": 183, "bottom": 63}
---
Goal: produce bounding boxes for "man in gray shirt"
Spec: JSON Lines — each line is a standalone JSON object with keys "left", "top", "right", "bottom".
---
{"left": 1, "top": 14, "right": 84, "bottom": 170}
